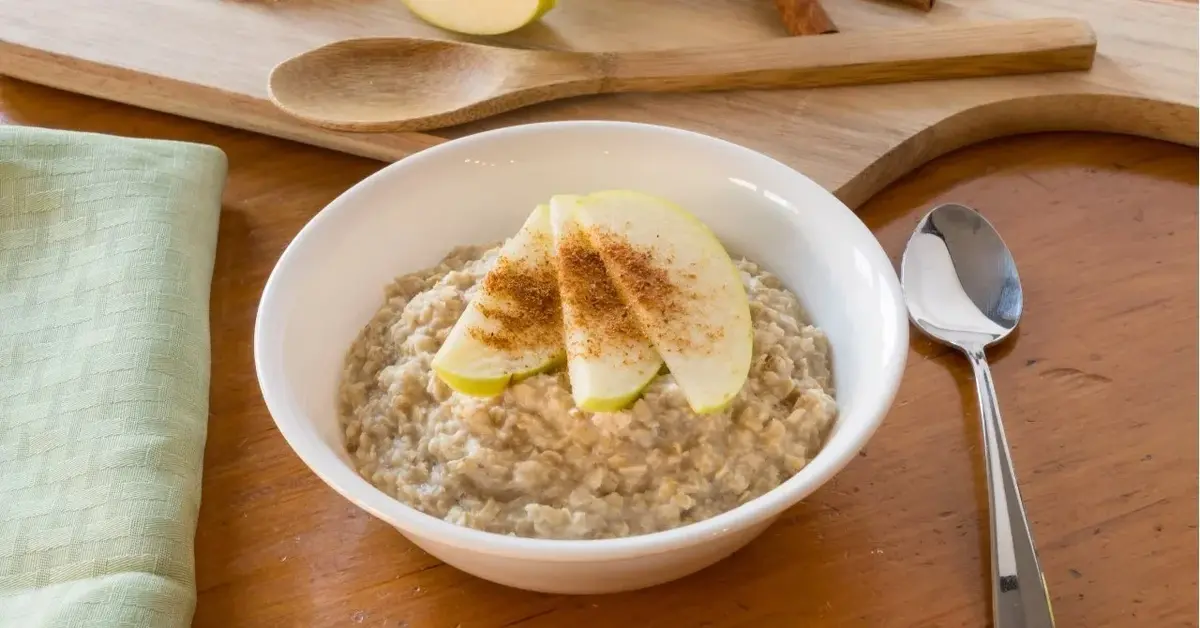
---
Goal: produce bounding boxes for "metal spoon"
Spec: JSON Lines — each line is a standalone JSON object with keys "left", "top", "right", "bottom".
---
{"left": 900, "top": 203, "right": 1054, "bottom": 628}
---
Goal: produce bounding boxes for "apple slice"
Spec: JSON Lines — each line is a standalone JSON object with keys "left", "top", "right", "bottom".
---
{"left": 548, "top": 195, "right": 664, "bottom": 412}
{"left": 573, "top": 190, "right": 753, "bottom": 414}
{"left": 431, "top": 204, "right": 564, "bottom": 397}
{"left": 401, "top": 0, "right": 556, "bottom": 36}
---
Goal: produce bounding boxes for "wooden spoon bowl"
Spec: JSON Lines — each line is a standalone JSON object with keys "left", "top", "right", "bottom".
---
{"left": 270, "top": 39, "right": 514, "bottom": 129}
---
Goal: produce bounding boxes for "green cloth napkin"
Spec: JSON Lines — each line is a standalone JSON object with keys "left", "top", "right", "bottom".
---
{"left": 0, "top": 126, "right": 227, "bottom": 627}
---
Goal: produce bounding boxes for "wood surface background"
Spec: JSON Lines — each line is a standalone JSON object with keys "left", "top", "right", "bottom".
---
{"left": 2, "top": 76, "right": 1194, "bottom": 627}
{"left": 0, "top": 0, "right": 1195, "bottom": 211}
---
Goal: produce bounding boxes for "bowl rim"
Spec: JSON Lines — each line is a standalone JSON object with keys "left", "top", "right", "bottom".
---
{"left": 254, "top": 120, "right": 908, "bottom": 562}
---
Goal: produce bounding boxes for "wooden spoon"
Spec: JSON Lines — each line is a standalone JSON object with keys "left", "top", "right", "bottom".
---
{"left": 268, "top": 18, "right": 1096, "bottom": 133}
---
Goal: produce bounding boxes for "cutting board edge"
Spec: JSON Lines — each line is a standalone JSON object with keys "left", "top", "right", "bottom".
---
{"left": 834, "top": 92, "right": 1199, "bottom": 207}
{"left": 0, "top": 40, "right": 446, "bottom": 161}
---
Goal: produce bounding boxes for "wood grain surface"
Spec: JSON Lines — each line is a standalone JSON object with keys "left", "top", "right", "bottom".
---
{"left": 0, "top": 0, "right": 1194, "bottom": 208}
{"left": 1, "top": 77, "right": 1194, "bottom": 628}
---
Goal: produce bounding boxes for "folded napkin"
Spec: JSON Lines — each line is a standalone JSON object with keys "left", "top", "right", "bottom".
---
{"left": 0, "top": 126, "right": 227, "bottom": 627}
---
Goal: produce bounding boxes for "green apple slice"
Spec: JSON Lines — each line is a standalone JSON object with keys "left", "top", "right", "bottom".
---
{"left": 548, "top": 195, "right": 664, "bottom": 412}
{"left": 573, "top": 190, "right": 753, "bottom": 414}
{"left": 431, "top": 204, "right": 564, "bottom": 397}
{"left": 401, "top": 0, "right": 556, "bottom": 36}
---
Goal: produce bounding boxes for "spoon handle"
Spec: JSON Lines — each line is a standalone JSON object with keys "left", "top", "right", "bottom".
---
{"left": 966, "top": 348, "right": 1055, "bottom": 628}
{"left": 601, "top": 18, "right": 1094, "bottom": 93}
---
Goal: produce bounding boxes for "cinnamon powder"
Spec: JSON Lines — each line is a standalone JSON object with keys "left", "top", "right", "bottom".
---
{"left": 556, "top": 229, "right": 648, "bottom": 361}
{"left": 467, "top": 241, "right": 562, "bottom": 352}
{"left": 591, "top": 229, "right": 719, "bottom": 356}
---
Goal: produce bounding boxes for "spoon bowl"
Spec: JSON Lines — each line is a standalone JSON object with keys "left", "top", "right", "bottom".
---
{"left": 268, "top": 38, "right": 531, "bottom": 131}
{"left": 902, "top": 202, "right": 1023, "bottom": 350}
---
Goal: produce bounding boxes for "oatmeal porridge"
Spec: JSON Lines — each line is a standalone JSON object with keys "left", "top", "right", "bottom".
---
{"left": 339, "top": 245, "right": 837, "bottom": 540}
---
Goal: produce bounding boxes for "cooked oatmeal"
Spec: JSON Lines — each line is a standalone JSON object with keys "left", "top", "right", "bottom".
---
{"left": 339, "top": 245, "right": 837, "bottom": 540}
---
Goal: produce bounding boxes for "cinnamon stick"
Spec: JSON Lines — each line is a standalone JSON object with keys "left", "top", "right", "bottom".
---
{"left": 774, "top": 0, "right": 838, "bottom": 36}
{"left": 883, "top": 0, "right": 935, "bottom": 11}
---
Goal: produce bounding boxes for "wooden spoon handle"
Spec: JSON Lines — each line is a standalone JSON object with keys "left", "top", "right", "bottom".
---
{"left": 600, "top": 18, "right": 1095, "bottom": 93}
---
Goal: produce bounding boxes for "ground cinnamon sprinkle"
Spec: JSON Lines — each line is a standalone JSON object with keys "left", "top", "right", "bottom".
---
{"left": 557, "top": 230, "right": 647, "bottom": 360}
{"left": 591, "top": 231, "right": 680, "bottom": 320}
{"left": 467, "top": 247, "right": 562, "bottom": 352}
{"left": 590, "top": 229, "right": 723, "bottom": 356}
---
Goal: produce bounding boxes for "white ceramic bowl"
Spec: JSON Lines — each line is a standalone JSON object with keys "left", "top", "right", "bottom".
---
{"left": 255, "top": 121, "right": 908, "bottom": 595}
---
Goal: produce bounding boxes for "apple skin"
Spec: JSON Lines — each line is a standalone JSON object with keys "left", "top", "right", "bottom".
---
{"left": 432, "top": 353, "right": 564, "bottom": 398}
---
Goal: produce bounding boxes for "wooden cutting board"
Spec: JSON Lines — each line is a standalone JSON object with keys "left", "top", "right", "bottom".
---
{"left": 0, "top": 0, "right": 1195, "bottom": 207}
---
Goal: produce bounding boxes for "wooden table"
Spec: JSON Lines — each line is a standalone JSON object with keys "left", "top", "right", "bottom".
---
{"left": 1, "top": 75, "right": 1195, "bottom": 627}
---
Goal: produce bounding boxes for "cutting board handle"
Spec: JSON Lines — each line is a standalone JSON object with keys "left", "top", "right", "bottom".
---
{"left": 599, "top": 18, "right": 1096, "bottom": 93}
